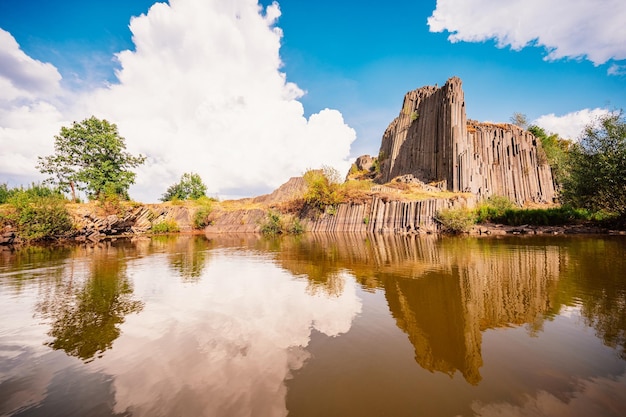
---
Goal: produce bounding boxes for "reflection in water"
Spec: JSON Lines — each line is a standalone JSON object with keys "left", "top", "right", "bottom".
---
{"left": 150, "top": 235, "right": 213, "bottom": 281}
{"left": 35, "top": 242, "right": 144, "bottom": 362}
{"left": 269, "top": 234, "right": 624, "bottom": 386}
{"left": 99, "top": 251, "right": 361, "bottom": 417}
{"left": 1, "top": 234, "right": 625, "bottom": 417}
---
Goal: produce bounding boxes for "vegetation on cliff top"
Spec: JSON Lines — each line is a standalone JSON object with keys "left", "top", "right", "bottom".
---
{"left": 160, "top": 172, "right": 208, "bottom": 202}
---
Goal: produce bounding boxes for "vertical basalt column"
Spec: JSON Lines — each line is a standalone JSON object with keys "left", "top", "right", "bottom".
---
{"left": 377, "top": 77, "right": 468, "bottom": 191}
{"left": 377, "top": 76, "right": 556, "bottom": 205}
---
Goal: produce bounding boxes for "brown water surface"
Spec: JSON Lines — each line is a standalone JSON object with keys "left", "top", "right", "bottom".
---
{"left": 0, "top": 234, "right": 625, "bottom": 416}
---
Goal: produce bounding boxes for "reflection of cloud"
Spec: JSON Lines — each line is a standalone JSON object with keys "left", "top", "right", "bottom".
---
{"left": 98, "top": 250, "right": 361, "bottom": 417}
{"left": 471, "top": 373, "right": 626, "bottom": 417}
{"left": 0, "top": 348, "right": 57, "bottom": 416}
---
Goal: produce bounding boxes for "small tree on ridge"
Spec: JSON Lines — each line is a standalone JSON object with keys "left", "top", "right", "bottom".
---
{"left": 38, "top": 116, "right": 145, "bottom": 200}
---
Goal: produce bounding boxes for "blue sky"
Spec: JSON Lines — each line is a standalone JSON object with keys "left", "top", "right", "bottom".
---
{"left": 1, "top": 0, "right": 625, "bottom": 201}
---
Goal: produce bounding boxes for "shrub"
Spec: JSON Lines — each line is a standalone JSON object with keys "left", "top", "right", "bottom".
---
{"left": 287, "top": 217, "right": 304, "bottom": 235}
{"left": 151, "top": 220, "right": 180, "bottom": 234}
{"left": 0, "top": 183, "right": 14, "bottom": 204}
{"left": 436, "top": 207, "right": 476, "bottom": 233}
{"left": 97, "top": 186, "right": 126, "bottom": 215}
{"left": 303, "top": 167, "right": 344, "bottom": 213}
{"left": 6, "top": 191, "right": 72, "bottom": 241}
{"left": 261, "top": 211, "right": 284, "bottom": 236}
{"left": 193, "top": 198, "right": 215, "bottom": 229}
{"left": 475, "top": 196, "right": 516, "bottom": 223}
{"left": 497, "top": 206, "right": 594, "bottom": 226}
{"left": 260, "top": 211, "right": 304, "bottom": 236}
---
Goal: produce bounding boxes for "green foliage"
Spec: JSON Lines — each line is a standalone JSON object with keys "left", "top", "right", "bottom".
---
{"left": 496, "top": 206, "right": 596, "bottom": 226}
{"left": 150, "top": 220, "right": 180, "bottom": 234}
{"left": 475, "top": 196, "right": 516, "bottom": 223}
{"left": 1, "top": 182, "right": 63, "bottom": 204}
{"left": 6, "top": 190, "right": 72, "bottom": 241}
{"left": 528, "top": 125, "right": 571, "bottom": 187}
{"left": 38, "top": 116, "right": 146, "bottom": 201}
{"left": 371, "top": 158, "right": 380, "bottom": 174}
{"left": 193, "top": 197, "right": 215, "bottom": 229}
{"left": 161, "top": 172, "right": 208, "bottom": 202}
{"left": 261, "top": 211, "right": 284, "bottom": 236}
{"left": 561, "top": 111, "right": 626, "bottom": 216}
{"left": 288, "top": 217, "right": 304, "bottom": 234}
{"left": 410, "top": 111, "right": 419, "bottom": 122}
{"left": 0, "top": 183, "right": 11, "bottom": 204}
{"left": 436, "top": 208, "right": 476, "bottom": 233}
{"left": 303, "top": 167, "right": 344, "bottom": 213}
{"left": 260, "top": 211, "right": 304, "bottom": 236}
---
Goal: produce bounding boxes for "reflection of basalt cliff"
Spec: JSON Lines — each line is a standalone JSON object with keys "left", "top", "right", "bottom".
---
{"left": 375, "top": 77, "right": 555, "bottom": 205}
{"left": 269, "top": 234, "right": 563, "bottom": 384}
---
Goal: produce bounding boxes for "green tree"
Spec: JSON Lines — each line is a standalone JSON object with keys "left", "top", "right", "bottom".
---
{"left": 303, "top": 166, "right": 343, "bottom": 212}
{"left": 38, "top": 116, "right": 146, "bottom": 200}
{"left": 528, "top": 125, "right": 571, "bottom": 188}
{"left": 160, "top": 172, "right": 208, "bottom": 201}
{"left": 562, "top": 111, "right": 626, "bottom": 216}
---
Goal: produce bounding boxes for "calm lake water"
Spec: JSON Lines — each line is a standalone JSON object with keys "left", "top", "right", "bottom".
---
{"left": 1, "top": 233, "right": 625, "bottom": 417}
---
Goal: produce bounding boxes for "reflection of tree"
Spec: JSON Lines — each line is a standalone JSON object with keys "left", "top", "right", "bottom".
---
{"left": 0, "top": 246, "right": 71, "bottom": 292}
{"left": 167, "top": 235, "right": 211, "bottom": 282}
{"left": 562, "top": 238, "right": 626, "bottom": 359}
{"left": 37, "top": 242, "right": 143, "bottom": 362}
{"left": 150, "top": 235, "right": 212, "bottom": 282}
{"left": 264, "top": 236, "right": 347, "bottom": 297}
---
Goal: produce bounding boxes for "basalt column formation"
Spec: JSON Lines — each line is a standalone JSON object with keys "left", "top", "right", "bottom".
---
{"left": 376, "top": 77, "right": 556, "bottom": 205}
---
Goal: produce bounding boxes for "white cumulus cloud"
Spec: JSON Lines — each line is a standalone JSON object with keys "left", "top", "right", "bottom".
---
{"left": 0, "top": 29, "right": 67, "bottom": 183}
{"left": 0, "top": 0, "right": 356, "bottom": 202}
{"left": 532, "top": 108, "right": 611, "bottom": 140}
{"left": 428, "top": 0, "right": 626, "bottom": 68}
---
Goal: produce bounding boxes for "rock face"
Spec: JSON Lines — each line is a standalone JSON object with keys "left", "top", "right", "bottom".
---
{"left": 304, "top": 195, "right": 474, "bottom": 234}
{"left": 253, "top": 177, "right": 307, "bottom": 204}
{"left": 377, "top": 77, "right": 555, "bottom": 205}
{"left": 354, "top": 155, "right": 375, "bottom": 172}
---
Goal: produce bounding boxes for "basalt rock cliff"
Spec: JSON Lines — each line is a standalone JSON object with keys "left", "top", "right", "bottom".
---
{"left": 375, "top": 77, "right": 556, "bottom": 205}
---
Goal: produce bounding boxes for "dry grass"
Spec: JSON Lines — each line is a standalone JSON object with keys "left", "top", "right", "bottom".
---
{"left": 214, "top": 198, "right": 266, "bottom": 212}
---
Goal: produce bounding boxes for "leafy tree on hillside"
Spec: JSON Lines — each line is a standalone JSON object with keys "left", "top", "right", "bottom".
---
{"left": 528, "top": 125, "right": 571, "bottom": 188}
{"left": 38, "top": 116, "right": 146, "bottom": 200}
{"left": 303, "top": 166, "right": 343, "bottom": 212}
{"left": 160, "top": 172, "right": 208, "bottom": 201}
{"left": 562, "top": 111, "right": 626, "bottom": 216}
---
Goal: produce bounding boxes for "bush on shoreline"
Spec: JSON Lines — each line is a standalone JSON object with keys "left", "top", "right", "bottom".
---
{"left": 438, "top": 195, "right": 620, "bottom": 234}
{"left": 1, "top": 186, "right": 72, "bottom": 241}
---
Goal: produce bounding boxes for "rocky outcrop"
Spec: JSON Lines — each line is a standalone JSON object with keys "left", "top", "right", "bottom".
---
{"left": 69, "top": 204, "right": 196, "bottom": 242}
{"left": 304, "top": 195, "right": 475, "bottom": 234}
{"left": 376, "top": 77, "right": 556, "bottom": 205}
{"left": 204, "top": 209, "right": 266, "bottom": 234}
{"left": 253, "top": 177, "right": 307, "bottom": 204}
{"left": 467, "top": 121, "right": 555, "bottom": 204}
{"left": 354, "top": 155, "right": 375, "bottom": 172}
